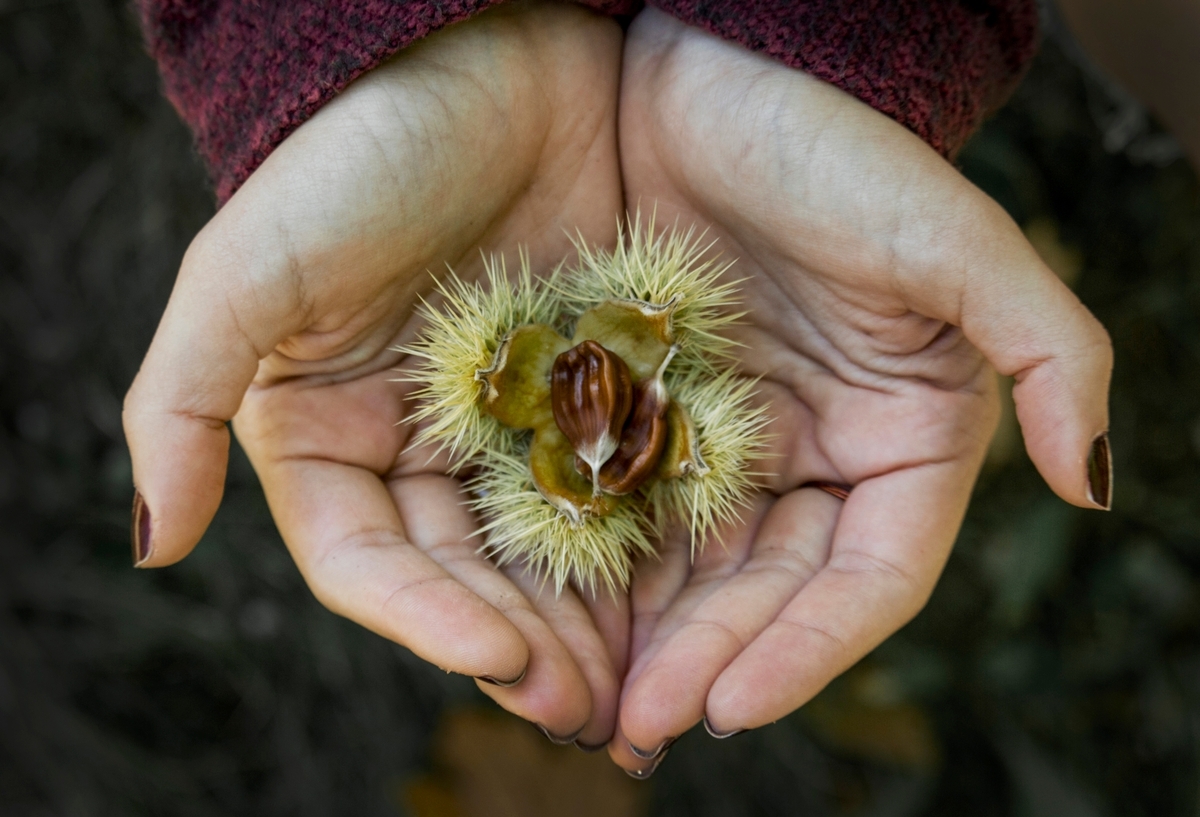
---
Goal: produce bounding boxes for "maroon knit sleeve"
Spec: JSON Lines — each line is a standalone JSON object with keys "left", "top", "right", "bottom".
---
{"left": 137, "top": 0, "right": 637, "bottom": 204}
{"left": 140, "top": 0, "right": 1037, "bottom": 206}
{"left": 652, "top": 0, "right": 1039, "bottom": 159}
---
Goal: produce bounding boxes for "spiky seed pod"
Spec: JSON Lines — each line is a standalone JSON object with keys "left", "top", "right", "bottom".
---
{"left": 468, "top": 445, "right": 656, "bottom": 596}
{"left": 396, "top": 253, "right": 564, "bottom": 466}
{"left": 648, "top": 368, "right": 770, "bottom": 558}
{"left": 558, "top": 215, "right": 746, "bottom": 376}
{"left": 396, "top": 219, "right": 769, "bottom": 593}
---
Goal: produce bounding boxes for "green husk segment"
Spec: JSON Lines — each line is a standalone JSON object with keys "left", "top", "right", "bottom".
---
{"left": 528, "top": 424, "right": 619, "bottom": 524}
{"left": 560, "top": 216, "right": 745, "bottom": 376}
{"left": 649, "top": 369, "right": 770, "bottom": 558}
{"left": 469, "top": 445, "right": 655, "bottom": 595}
{"left": 476, "top": 324, "right": 570, "bottom": 430}
{"left": 570, "top": 299, "right": 675, "bottom": 381}
{"left": 655, "top": 401, "right": 708, "bottom": 481}
{"left": 395, "top": 219, "right": 769, "bottom": 594}
{"left": 395, "top": 253, "right": 564, "bottom": 466}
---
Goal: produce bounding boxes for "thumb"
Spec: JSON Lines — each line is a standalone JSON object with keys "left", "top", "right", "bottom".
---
{"left": 123, "top": 222, "right": 300, "bottom": 566}
{"left": 915, "top": 205, "right": 1113, "bottom": 510}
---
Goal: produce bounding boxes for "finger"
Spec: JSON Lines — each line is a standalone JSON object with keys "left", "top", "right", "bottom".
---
{"left": 122, "top": 220, "right": 302, "bottom": 567}
{"left": 609, "top": 495, "right": 770, "bottom": 771}
{"left": 580, "top": 592, "right": 630, "bottom": 749}
{"left": 942, "top": 211, "right": 1113, "bottom": 510}
{"left": 813, "top": 145, "right": 1112, "bottom": 509}
{"left": 577, "top": 584, "right": 631, "bottom": 682}
{"left": 390, "top": 475, "right": 593, "bottom": 738}
{"left": 503, "top": 566, "right": 621, "bottom": 748}
{"left": 830, "top": 132, "right": 1113, "bottom": 508}
{"left": 606, "top": 519, "right": 705, "bottom": 774}
{"left": 265, "top": 456, "right": 530, "bottom": 681}
{"left": 819, "top": 105, "right": 1112, "bottom": 508}
{"left": 617, "top": 490, "right": 840, "bottom": 761}
{"left": 705, "top": 458, "right": 974, "bottom": 734}
{"left": 624, "top": 494, "right": 773, "bottom": 680}
{"left": 627, "top": 522, "right": 692, "bottom": 664}
{"left": 239, "top": 371, "right": 592, "bottom": 732}
{"left": 235, "top": 374, "right": 533, "bottom": 684}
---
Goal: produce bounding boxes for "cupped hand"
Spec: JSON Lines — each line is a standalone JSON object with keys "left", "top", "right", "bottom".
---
{"left": 610, "top": 9, "right": 1113, "bottom": 774}
{"left": 122, "top": 0, "right": 629, "bottom": 747}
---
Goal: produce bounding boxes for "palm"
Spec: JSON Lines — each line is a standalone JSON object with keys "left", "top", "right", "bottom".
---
{"left": 125, "top": 3, "right": 630, "bottom": 746}
{"left": 606, "top": 9, "right": 1108, "bottom": 770}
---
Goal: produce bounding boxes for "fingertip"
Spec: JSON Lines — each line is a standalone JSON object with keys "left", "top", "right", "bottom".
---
{"left": 703, "top": 636, "right": 827, "bottom": 733}
{"left": 704, "top": 680, "right": 758, "bottom": 733}
{"left": 1011, "top": 356, "right": 1112, "bottom": 510}
{"left": 475, "top": 619, "right": 591, "bottom": 737}
{"left": 465, "top": 621, "right": 531, "bottom": 683}
{"left": 476, "top": 665, "right": 528, "bottom": 687}
{"left": 126, "top": 415, "right": 229, "bottom": 568}
{"left": 378, "top": 578, "right": 531, "bottom": 681}
{"left": 618, "top": 660, "right": 704, "bottom": 754}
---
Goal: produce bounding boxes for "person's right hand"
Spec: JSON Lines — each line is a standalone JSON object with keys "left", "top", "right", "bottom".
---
{"left": 122, "top": 0, "right": 629, "bottom": 748}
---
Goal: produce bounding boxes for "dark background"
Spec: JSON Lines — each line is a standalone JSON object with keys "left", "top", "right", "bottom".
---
{"left": 3, "top": 1, "right": 1200, "bottom": 815}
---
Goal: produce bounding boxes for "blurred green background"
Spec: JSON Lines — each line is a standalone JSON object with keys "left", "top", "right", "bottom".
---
{"left": 3, "top": 1, "right": 1200, "bottom": 815}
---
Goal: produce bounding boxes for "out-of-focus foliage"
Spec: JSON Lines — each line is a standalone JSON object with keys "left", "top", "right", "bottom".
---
{"left": 404, "top": 710, "right": 645, "bottom": 817}
{"left": 3, "top": 1, "right": 1200, "bottom": 815}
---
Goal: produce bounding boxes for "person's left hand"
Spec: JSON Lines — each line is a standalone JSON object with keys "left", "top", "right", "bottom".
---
{"left": 608, "top": 9, "right": 1113, "bottom": 776}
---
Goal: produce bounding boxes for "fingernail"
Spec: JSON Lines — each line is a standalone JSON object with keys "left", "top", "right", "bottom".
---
{"left": 703, "top": 716, "right": 745, "bottom": 739}
{"left": 629, "top": 736, "right": 675, "bottom": 760}
{"left": 534, "top": 722, "right": 585, "bottom": 746}
{"left": 573, "top": 739, "right": 608, "bottom": 753}
{"left": 803, "top": 481, "right": 851, "bottom": 501}
{"left": 625, "top": 747, "right": 671, "bottom": 780}
{"left": 476, "top": 667, "right": 526, "bottom": 688}
{"left": 132, "top": 490, "right": 152, "bottom": 567}
{"left": 1087, "top": 433, "right": 1112, "bottom": 510}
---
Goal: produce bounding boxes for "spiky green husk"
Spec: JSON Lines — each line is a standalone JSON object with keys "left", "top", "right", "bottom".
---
{"left": 469, "top": 446, "right": 656, "bottom": 596}
{"left": 396, "top": 221, "right": 770, "bottom": 594}
{"left": 559, "top": 216, "right": 745, "bottom": 375}
{"left": 396, "top": 254, "right": 562, "bottom": 465}
{"left": 650, "top": 369, "right": 770, "bottom": 558}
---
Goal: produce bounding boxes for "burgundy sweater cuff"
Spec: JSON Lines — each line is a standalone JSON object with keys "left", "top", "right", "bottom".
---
{"left": 139, "top": 0, "right": 1038, "bottom": 206}
{"left": 651, "top": 0, "right": 1039, "bottom": 159}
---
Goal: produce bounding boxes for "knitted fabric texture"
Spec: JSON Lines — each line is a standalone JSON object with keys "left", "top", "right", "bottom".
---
{"left": 652, "top": 0, "right": 1039, "bottom": 159}
{"left": 139, "top": 0, "right": 1038, "bottom": 205}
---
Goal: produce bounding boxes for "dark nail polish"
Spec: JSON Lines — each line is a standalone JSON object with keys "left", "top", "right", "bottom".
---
{"left": 703, "top": 716, "right": 745, "bottom": 739}
{"left": 132, "top": 490, "right": 152, "bottom": 566}
{"left": 630, "top": 736, "right": 675, "bottom": 760}
{"left": 573, "top": 739, "right": 608, "bottom": 753}
{"left": 803, "top": 481, "right": 851, "bottom": 501}
{"left": 476, "top": 667, "right": 526, "bottom": 688}
{"left": 625, "top": 747, "right": 670, "bottom": 780}
{"left": 1087, "top": 433, "right": 1112, "bottom": 510}
{"left": 534, "top": 722, "right": 584, "bottom": 746}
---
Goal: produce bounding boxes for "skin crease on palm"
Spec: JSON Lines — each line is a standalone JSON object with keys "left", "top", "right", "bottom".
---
{"left": 121, "top": 1, "right": 1114, "bottom": 775}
